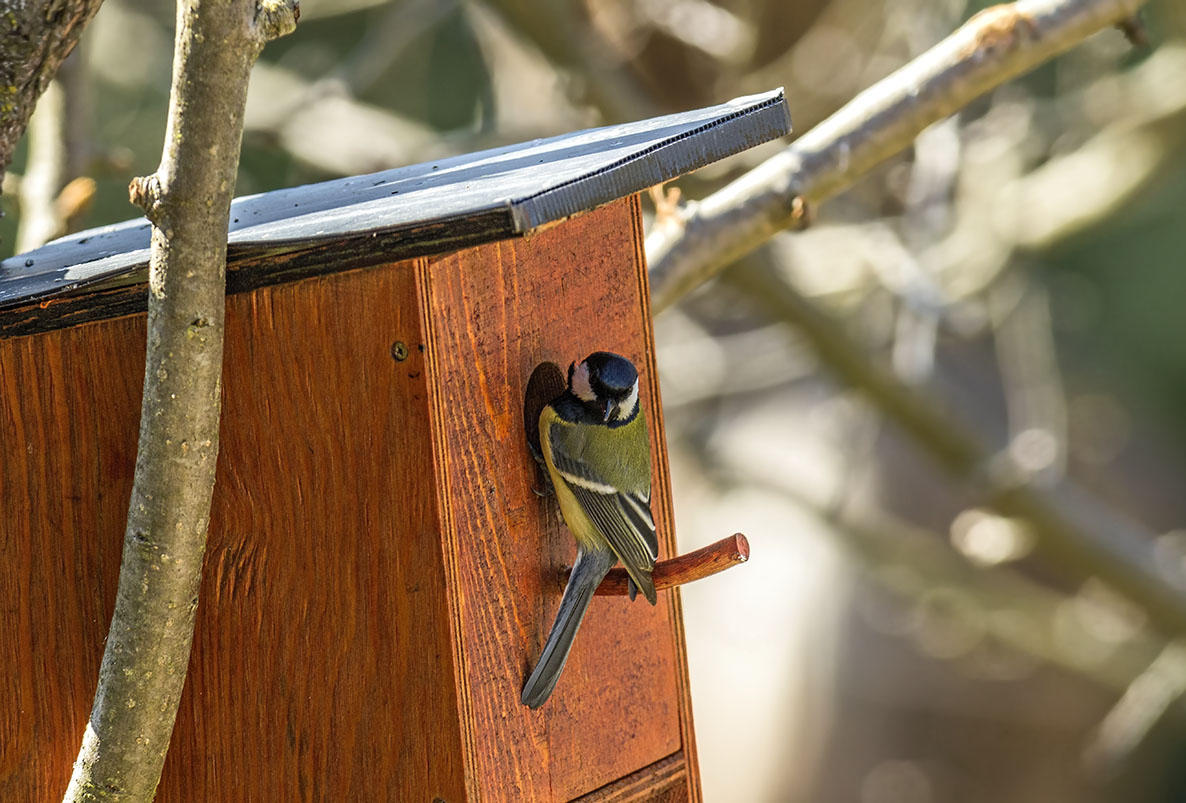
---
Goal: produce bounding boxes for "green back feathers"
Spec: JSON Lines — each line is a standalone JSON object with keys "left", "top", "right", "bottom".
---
{"left": 544, "top": 410, "right": 651, "bottom": 497}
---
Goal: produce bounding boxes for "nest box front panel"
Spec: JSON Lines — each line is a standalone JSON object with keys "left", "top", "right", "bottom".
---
{"left": 156, "top": 261, "right": 468, "bottom": 801}
{"left": 420, "top": 196, "right": 697, "bottom": 801}
{"left": 0, "top": 262, "right": 470, "bottom": 801}
{"left": 0, "top": 319, "right": 142, "bottom": 801}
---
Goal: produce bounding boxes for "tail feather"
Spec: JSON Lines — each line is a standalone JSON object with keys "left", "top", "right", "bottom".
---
{"left": 521, "top": 549, "right": 615, "bottom": 709}
{"left": 630, "top": 574, "right": 659, "bottom": 604}
{"left": 628, "top": 571, "right": 657, "bottom": 605}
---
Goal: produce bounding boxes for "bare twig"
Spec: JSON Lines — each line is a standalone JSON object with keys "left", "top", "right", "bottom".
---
{"left": 57, "top": 46, "right": 91, "bottom": 182}
{"left": 328, "top": 0, "right": 460, "bottom": 96}
{"left": 62, "top": 1, "right": 299, "bottom": 800}
{"left": 786, "top": 488, "right": 1156, "bottom": 692}
{"left": 646, "top": 0, "right": 1149, "bottom": 312}
{"left": 244, "top": 57, "right": 573, "bottom": 178}
{"left": 1085, "top": 642, "right": 1186, "bottom": 776}
{"left": 990, "top": 274, "right": 1068, "bottom": 483}
{"left": 245, "top": 60, "right": 441, "bottom": 175}
{"left": 999, "top": 42, "right": 1186, "bottom": 250}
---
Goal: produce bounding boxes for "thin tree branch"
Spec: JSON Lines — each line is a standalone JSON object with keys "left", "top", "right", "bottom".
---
{"left": 479, "top": 0, "right": 663, "bottom": 122}
{"left": 990, "top": 273, "right": 1068, "bottom": 483}
{"left": 1000, "top": 43, "right": 1186, "bottom": 250}
{"left": 57, "top": 45, "right": 91, "bottom": 182}
{"left": 779, "top": 482, "right": 1157, "bottom": 693}
{"left": 646, "top": 0, "right": 1149, "bottom": 312}
{"left": 1085, "top": 642, "right": 1186, "bottom": 776}
{"left": 62, "top": 0, "right": 298, "bottom": 800}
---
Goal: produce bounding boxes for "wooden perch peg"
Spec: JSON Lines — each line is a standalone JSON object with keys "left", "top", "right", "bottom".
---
{"left": 568, "top": 533, "right": 751, "bottom": 596}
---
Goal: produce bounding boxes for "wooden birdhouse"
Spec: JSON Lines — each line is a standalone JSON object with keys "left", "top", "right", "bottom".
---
{"left": 0, "top": 90, "right": 789, "bottom": 801}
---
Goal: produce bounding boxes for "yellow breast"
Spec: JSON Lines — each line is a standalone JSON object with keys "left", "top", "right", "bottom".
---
{"left": 539, "top": 410, "right": 606, "bottom": 551}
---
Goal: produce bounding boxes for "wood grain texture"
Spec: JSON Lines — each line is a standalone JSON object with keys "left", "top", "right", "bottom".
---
{"left": 628, "top": 198, "right": 703, "bottom": 803}
{"left": 1, "top": 262, "right": 469, "bottom": 801}
{"left": 420, "top": 196, "right": 697, "bottom": 801}
{"left": 0, "top": 317, "right": 140, "bottom": 801}
{"left": 573, "top": 752, "right": 688, "bottom": 803}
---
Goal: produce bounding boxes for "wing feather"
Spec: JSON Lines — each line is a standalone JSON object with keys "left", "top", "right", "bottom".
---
{"left": 567, "top": 484, "right": 657, "bottom": 571}
{"left": 544, "top": 412, "right": 658, "bottom": 601}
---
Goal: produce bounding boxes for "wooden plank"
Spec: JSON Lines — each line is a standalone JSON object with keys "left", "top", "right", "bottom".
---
{"left": 0, "top": 317, "right": 140, "bottom": 801}
{"left": 0, "top": 262, "right": 470, "bottom": 800}
{"left": 0, "top": 90, "right": 791, "bottom": 337}
{"left": 419, "top": 197, "right": 690, "bottom": 801}
{"left": 572, "top": 752, "right": 687, "bottom": 803}
{"left": 627, "top": 195, "right": 703, "bottom": 803}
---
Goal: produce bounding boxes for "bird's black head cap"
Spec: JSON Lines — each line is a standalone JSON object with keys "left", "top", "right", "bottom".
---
{"left": 582, "top": 351, "right": 637, "bottom": 396}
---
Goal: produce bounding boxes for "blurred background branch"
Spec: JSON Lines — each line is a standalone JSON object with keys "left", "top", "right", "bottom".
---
{"left": 645, "top": 0, "right": 1150, "bottom": 311}
{"left": 724, "top": 257, "right": 1186, "bottom": 636}
{"left": 15, "top": 48, "right": 97, "bottom": 252}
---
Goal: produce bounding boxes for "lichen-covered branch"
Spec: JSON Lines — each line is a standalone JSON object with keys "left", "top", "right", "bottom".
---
{"left": 0, "top": 0, "right": 103, "bottom": 191}
{"left": 62, "top": 1, "right": 298, "bottom": 800}
{"left": 646, "top": 0, "right": 1149, "bottom": 312}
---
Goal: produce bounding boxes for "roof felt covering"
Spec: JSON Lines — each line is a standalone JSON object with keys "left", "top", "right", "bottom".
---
{"left": 0, "top": 89, "right": 789, "bottom": 332}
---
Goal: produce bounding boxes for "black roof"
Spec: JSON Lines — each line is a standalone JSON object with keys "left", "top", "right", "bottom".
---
{"left": 0, "top": 89, "right": 789, "bottom": 336}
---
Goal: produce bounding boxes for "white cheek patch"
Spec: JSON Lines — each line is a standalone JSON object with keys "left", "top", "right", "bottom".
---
{"left": 621, "top": 381, "right": 640, "bottom": 418}
{"left": 571, "top": 361, "right": 596, "bottom": 402}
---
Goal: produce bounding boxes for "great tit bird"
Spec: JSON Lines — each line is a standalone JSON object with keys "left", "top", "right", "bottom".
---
{"left": 521, "top": 351, "right": 658, "bottom": 709}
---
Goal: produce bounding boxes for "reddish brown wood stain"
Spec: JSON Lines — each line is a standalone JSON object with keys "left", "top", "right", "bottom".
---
{"left": 0, "top": 196, "right": 698, "bottom": 801}
{"left": 159, "top": 263, "right": 470, "bottom": 801}
{"left": 574, "top": 752, "right": 688, "bottom": 802}
{"left": 420, "top": 197, "right": 695, "bottom": 801}
{"left": 0, "top": 317, "right": 140, "bottom": 800}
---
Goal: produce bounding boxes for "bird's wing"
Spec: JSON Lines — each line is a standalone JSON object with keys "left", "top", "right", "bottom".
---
{"left": 566, "top": 482, "right": 656, "bottom": 572}
{"left": 544, "top": 415, "right": 658, "bottom": 600}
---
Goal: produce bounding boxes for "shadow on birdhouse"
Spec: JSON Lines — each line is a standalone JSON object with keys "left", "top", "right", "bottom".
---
{"left": 0, "top": 90, "right": 788, "bottom": 801}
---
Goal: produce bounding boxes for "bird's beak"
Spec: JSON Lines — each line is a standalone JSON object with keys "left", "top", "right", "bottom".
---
{"left": 603, "top": 402, "right": 614, "bottom": 423}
